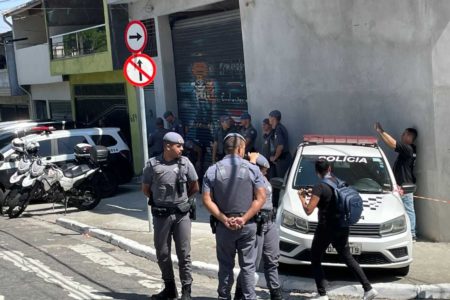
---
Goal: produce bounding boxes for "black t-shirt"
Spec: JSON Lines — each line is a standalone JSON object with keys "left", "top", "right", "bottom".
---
{"left": 312, "top": 182, "right": 340, "bottom": 225}
{"left": 393, "top": 142, "right": 416, "bottom": 185}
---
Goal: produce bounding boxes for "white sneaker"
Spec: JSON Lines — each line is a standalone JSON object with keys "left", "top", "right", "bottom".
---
{"left": 311, "top": 295, "right": 329, "bottom": 300}
{"left": 363, "top": 288, "right": 378, "bottom": 300}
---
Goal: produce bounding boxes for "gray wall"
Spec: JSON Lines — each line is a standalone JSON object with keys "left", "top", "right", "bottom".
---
{"left": 239, "top": 0, "right": 450, "bottom": 241}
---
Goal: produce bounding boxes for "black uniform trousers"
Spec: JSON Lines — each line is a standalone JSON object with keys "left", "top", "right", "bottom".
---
{"left": 311, "top": 224, "right": 372, "bottom": 296}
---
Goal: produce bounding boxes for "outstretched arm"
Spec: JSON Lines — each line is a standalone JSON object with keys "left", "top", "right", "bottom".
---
{"left": 375, "top": 122, "right": 396, "bottom": 149}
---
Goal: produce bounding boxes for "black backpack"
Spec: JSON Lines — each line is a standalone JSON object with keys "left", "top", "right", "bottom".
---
{"left": 322, "top": 177, "right": 364, "bottom": 227}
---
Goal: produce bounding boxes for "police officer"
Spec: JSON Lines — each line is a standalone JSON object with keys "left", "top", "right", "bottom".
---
{"left": 203, "top": 133, "right": 266, "bottom": 300}
{"left": 261, "top": 118, "right": 275, "bottom": 179}
{"left": 239, "top": 112, "right": 257, "bottom": 153}
{"left": 212, "top": 115, "right": 237, "bottom": 163}
{"left": 268, "top": 110, "right": 292, "bottom": 179}
{"left": 142, "top": 132, "right": 199, "bottom": 300}
{"left": 235, "top": 153, "right": 283, "bottom": 300}
{"left": 148, "top": 117, "right": 169, "bottom": 157}
{"left": 164, "top": 110, "right": 185, "bottom": 137}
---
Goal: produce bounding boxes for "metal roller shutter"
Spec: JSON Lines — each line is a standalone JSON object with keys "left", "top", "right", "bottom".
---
{"left": 172, "top": 10, "right": 247, "bottom": 162}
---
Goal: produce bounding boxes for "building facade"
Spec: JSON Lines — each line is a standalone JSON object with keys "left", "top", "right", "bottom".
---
{"left": 106, "top": 0, "right": 450, "bottom": 242}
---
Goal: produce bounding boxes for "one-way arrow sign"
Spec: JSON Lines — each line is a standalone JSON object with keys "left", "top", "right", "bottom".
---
{"left": 125, "top": 20, "right": 147, "bottom": 53}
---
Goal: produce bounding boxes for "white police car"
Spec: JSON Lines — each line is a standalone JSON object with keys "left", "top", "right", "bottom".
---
{"left": 0, "top": 127, "right": 133, "bottom": 198}
{"left": 272, "top": 135, "right": 413, "bottom": 275}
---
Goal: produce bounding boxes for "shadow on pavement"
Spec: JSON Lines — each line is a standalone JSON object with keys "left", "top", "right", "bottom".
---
{"left": 95, "top": 292, "right": 150, "bottom": 299}
{"left": 279, "top": 263, "right": 404, "bottom": 283}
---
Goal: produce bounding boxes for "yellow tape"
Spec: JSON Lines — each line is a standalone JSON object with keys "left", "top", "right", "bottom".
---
{"left": 414, "top": 195, "right": 450, "bottom": 205}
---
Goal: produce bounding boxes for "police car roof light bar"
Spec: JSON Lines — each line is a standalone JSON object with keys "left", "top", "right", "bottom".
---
{"left": 30, "top": 126, "right": 55, "bottom": 134}
{"left": 303, "top": 135, "right": 377, "bottom": 145}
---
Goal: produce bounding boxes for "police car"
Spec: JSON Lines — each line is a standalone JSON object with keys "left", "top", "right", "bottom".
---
{"left": 272, "top": 135, "right": 413, "bottom": 275}
{"left": 0, "top": 127, "right": 133, "bottom": 198}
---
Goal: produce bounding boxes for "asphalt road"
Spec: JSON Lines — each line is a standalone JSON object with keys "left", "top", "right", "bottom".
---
{"left": 0, "top": 216, "right": 220, "bottom": 300}
{"left": 0, "top": 215, "right": 326, "bottom": 300}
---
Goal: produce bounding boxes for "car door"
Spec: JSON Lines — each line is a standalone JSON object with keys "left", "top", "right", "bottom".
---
{"left": 53, "top": 135, "right": 89, "bottom": 166}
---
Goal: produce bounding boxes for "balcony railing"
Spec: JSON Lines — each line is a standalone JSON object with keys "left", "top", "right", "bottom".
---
{"left": 50, "top": 24, "right": 107, "bottom": 59}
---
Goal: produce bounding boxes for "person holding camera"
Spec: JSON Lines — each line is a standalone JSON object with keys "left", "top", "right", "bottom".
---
{"left": 142, "top": 132, "right": 199, "bottom": 300}
{"left": 298, "top": 159, "right": 377, "bottom": 300}
{"left": 375, "top": 122, "right": 418, "bottom": 240}
{"left": 203, "top": 133, "right": 266, "bottom": 300}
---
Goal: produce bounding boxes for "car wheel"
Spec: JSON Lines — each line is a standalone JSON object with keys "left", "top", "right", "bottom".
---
{"left": 394, "top": 265, "right": 410, "bottom": 276}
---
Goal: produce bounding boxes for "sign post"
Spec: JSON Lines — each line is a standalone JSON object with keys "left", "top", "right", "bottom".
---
{"left": 124, "top": 20, "right": 157, "bottom": 233}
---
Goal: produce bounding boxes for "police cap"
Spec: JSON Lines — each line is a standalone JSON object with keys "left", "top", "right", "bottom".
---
{"left": 269, "top": 110, "right": 281, "bottom": 120}
{"left": 163, "top": 111, "right": 173, "bottom": 119}
{"left": 240, "top": 112, "right": 251, "bottom": 120}
{"left": 256, "top": 154, "right": 270, "bottom": 169}
{"left": 163, "top": 132, "right": 184, "bottom": 144}
{"left": 219, "top": 115, "right": 231, "bottom": 123}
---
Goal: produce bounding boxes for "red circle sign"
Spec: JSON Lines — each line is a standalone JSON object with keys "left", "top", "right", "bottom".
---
{"left": 123, "top": 54, "right": 157, "bottom": 87}
{"left": 125, "top": 20, "right": 148, "bottom": 53}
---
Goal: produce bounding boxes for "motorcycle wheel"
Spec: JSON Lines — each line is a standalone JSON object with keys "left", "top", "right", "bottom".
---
{"left": 74, "top": 186, "right": 101, "bottom": 211}
{"left": 7, "top": 191, "right": 29, "bottom": 219}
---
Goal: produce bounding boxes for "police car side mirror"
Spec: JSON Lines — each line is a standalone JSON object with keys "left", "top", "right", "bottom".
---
{"left": 270, "top": 177, "right": 285, "bottom": 190}
{"left": 0, "top": 153, "right": 3, "bottom": 166}
{"left": 401, "top": 184, "right": 416, "bottom": 194}
{"left": 45, "top": 156, "right": 51, "bottom": 161}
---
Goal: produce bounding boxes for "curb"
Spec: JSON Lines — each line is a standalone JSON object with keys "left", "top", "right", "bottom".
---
{"left": 56, "top": 217, "right": 450, "bottom": 299}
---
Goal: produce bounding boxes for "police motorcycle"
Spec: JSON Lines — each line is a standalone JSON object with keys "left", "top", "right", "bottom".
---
{"left": 6, "top": 143, "right": 109, "bottom": 218}
{"left": 0, "top": 138, "right": 39, "bottom": 217}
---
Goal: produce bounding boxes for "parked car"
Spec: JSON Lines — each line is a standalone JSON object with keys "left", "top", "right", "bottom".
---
{"left": 272, "top": 135, "right": 413, "bottom": 276}
{"left": 0, "top": 127, "right": 133, "bottom": 198}
{"left": 0, "top": 119, "right": 76, "bottom": 151}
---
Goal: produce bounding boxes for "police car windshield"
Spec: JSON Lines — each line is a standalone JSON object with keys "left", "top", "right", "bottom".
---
{"left": 293, "top": 155, "right": 393, "bottom": 194}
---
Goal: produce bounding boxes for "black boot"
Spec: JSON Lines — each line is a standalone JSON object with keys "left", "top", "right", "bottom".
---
{"left": 270, "top": 288, "right": 284, "bottom": 300}
{"left": 233, "top": 287, "right": 243, "bottom": 300}
{"left": 151, "top": 281, "right": 178, "bottom": 300}
{"left": 181, "top": 284, "right": 192, "bottom": 300}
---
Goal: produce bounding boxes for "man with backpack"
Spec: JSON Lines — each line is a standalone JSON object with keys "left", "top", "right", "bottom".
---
{"left": 297, "top": 159, "right": 377, "bottom": 300}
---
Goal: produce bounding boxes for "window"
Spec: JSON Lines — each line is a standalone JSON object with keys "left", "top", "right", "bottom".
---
{"left": 292, "top": 155, "right": 392, "bottom": 194}
{"left": 38, "top": 140, "right": 52, "bottom": 157}
{"left": 56, "top": 136, "right": 88, "bottom": 155}
{"left": 90, "top": 135, "right": 117, "bottom": 147}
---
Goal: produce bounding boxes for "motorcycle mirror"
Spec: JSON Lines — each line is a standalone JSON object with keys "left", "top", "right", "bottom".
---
{"left": 0, "top": 153, "right": 3, "bottom": 166}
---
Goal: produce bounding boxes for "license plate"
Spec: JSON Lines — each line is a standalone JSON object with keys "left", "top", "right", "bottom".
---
{"left": 326, "top": 243, "right": 362, "bottom": 255}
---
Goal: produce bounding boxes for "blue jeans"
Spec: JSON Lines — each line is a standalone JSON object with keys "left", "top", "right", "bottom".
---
{"left": 401, "top": 193, "right": 416, "bottom": 238}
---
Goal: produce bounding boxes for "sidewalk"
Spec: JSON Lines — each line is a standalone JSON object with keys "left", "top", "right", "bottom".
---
{"left": 28, "top": 183, "right": 450, "bottom": 299}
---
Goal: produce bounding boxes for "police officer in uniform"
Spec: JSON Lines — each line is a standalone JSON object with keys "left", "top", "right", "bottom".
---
{"left": 203, "top": 133, "right": 266, "bottom": 300}
{"left": 268, "top": 110, "right": 292, "bottom": 179}
{"left": 212, "top": 115, "right": 237, "bottom": 163}
{"left": 239, "top": 112, "right": 257, "bottom": 153}
{"left": 164, "top": 110, "right": 185, "bottom": 137}
{"left": 142, "top": 132, "right": 199, "bottom": 300}
{"left": 235, "top": 154, "right": 283, "bottom": 300}
{"left": 148, "top": 117, "right": 169, "bottom": 157}
{"left": 261, "top": 118, "right": 275, "bottom": 179}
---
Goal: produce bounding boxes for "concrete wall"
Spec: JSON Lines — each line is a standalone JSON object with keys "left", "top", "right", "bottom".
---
{"left": 16, "top": 43, "right": 63, "bottom": 85}
{"left": 31, "top": 82, "right": 70, "bottom": 101}
{"left": 12, "top": 13, "right": 47, "bottom": 49}
{"left": 239, "top": 0, "right": 450, "bottom": 241}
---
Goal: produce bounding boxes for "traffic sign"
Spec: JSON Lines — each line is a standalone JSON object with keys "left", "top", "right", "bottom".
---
{"left": 125, "top": 20, "right": 147, "bottom": 53}
{"left": 123, "top": 53, "right": 156, "bottom": 87}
